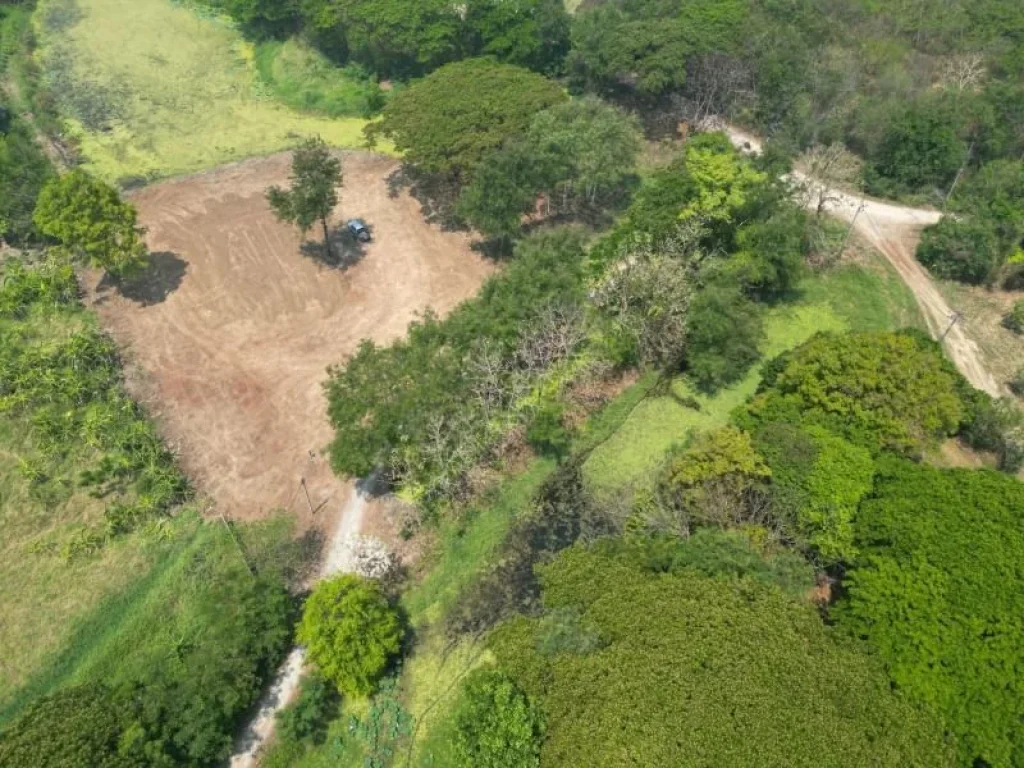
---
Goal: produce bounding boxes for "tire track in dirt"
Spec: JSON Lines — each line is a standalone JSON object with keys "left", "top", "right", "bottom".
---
{"left": 719, "top": 122, "right": 1002, "bottom": 396}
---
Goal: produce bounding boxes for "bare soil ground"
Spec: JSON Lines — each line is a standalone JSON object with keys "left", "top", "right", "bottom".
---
{"left": 85, "top": 151, "right": 494, "bottom": 528}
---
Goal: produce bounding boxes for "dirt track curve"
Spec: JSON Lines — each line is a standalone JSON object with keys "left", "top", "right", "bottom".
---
{"left": 721, "top": 123, "right": 1002, "bottom": 397}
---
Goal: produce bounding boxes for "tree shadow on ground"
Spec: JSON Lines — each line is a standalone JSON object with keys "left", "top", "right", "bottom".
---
{"left": 386, "top": 164, "right": 469, "bottom": 233}
{"left": 299, "top": 224, "right": 368, "bottom": 270}
{"left": 101, "top": 251, "right": 188, "bottom": 306}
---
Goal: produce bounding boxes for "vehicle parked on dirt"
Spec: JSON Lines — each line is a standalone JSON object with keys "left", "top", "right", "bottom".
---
{"left": 347, "top": 218, "right": 371, "bottom": 242}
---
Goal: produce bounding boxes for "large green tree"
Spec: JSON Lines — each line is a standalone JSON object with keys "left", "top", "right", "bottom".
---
{"left": 739, "top": 331, "right": 967, "bottom": 453}
{"left": 267, "top": 137, "right": 342, "bottom": 261}
{"left": 297, "top": 574, "right": 402, "bottom": 696}
{"left": 835, "top": 459, "right": 1024, "bottom": 767}
{"left": 33, "top": 171, "right": 148, "bottom": 277}
{"left": 367, "top": 59, "right": 565, "bottom": 181}
{"left": 524, "top": 96, "right": 641, "bottom": 209}
{"left": 490, "top": 547, "right": 955, "bottom": 767}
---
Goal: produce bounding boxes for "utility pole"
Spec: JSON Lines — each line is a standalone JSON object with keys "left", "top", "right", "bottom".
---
{"left": 944, "top": 141, "right": 974, "bottom": 213}
{"left": 836, "top": 198, "right": 866, "bottom": 260}
{"left": 940, "top": 310, "right": 963, "bottom": 342}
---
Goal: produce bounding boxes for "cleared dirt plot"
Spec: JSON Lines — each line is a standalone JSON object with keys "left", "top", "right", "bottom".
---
{"left": 86, "top": 152, "right": 494, "bottom": 523}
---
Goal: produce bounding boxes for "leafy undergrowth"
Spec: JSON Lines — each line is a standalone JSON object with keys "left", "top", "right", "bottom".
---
{"left": 34, "top": 0, "right": 382, "bottom": 183}
{"left": 254, "top": 39, "right": 386, "bottom": 120}
{"left": 272, "top": 254, "right": 925, "bottom": 767}
{"left": 583, "top": 257, "right": 924, "bottom": 490}
{"left": 0, "top": 258, "right": 310, "bottom": 766}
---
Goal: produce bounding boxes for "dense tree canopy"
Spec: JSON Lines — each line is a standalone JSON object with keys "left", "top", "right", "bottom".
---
{"left": 0, "top": 685, "right": 137, "bottom": 768}
{"left": 367, "top": 59, "right": 565, "bottom": 180}
{"left": 835, "top": 459, "right": 1024, "bottom": 767}
{"left": 490, "top": 547, "right": 954, "bottom": 767}
{"left": 754, "top": 423, "right": 874, "bottom": 563}
{"left": 739, "top": 331, "right": 967, "bottom": 453}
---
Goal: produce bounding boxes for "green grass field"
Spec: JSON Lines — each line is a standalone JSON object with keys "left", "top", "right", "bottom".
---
{"left": 35, "top": 0, "right": 382, "bottom": 182}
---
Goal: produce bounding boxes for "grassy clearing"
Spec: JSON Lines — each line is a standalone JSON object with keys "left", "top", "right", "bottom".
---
{"left": 36, "top": 0, "right": 382, "bottom": 183}
{"left": 936, "top": 279, "right": 1024, "bottom": 392}
{"left": 583, "top": 255, "right": 924, "bottom": 490}
{"left": 254, "top": 39, "right": 384, "bottom": 120}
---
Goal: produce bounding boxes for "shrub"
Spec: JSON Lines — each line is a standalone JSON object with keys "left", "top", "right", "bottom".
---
{"left": 451, "top": 669, "right": 544, "bottom": 768}
{"left": 916, "top": 216, "right": 1002, "bottom": 285}
{"left": 297, "top": 574, "right": 402, "bottom": 696}
{"left": 1002, "top": 298, "right": 1024, "bottom": 333}
{"left": 685, "top": 282, "right": 764, "bottom": 392}
{"left": 754, "top": 423, "right": 874, "bottom": 564}
{"left": 526, "top": 401, "right": 570, "bottom": 457}
{"left": 33, "top": 171, "right": 148, "bottom": 277}
{"left": 275, "top": 674, "right": 338, "bottom": 747}
{"left": 1009, "top": 366, "right": 1024, "bottom": 396}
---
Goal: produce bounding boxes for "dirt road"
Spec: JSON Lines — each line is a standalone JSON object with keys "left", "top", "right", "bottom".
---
{"left": 721, "top": 123, "right": 1001, "bottom": 396}
{"left": 229, "top": 487, "right": 368, "bottom": 768}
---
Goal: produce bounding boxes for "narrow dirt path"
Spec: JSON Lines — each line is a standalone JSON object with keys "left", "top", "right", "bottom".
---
{"left": 720, "top": 123, "right": 1002, "bottom": 396}
{"left": 229, "top": 484, "right": 368, "bottom": 768}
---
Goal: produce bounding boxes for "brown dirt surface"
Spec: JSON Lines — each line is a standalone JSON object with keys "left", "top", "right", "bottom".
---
{"left": 85, "top": 151, "right": 495, "bottom": 526}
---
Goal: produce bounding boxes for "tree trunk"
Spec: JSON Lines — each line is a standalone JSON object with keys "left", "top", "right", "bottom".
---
{"left": 321, "top": 217, "right": 333, "bottom": 261}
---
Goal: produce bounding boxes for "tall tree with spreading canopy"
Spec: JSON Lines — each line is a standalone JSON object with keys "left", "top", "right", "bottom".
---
{"left": 366, "top": 59, "right": 566, "bottom": 182}
{"left": 267, "top": 137, "right": 342, "bottom": 261}
{"left": 33, "top": 171, "right": 148, "bottom": 278}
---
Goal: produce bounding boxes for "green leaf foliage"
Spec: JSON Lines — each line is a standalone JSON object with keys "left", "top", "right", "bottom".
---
{"left": 665, "top": 426, "right": 769, "bottom": 488}
{"left": 326, "top": 228, "right": 586, "bottom": 481}
{"left": 32, "top": 171, "right": 148, "bottom": 278}
{"left": 685, "top": 281, "right": 763, "bottom": 392}
{"left": 916, "top": 215, "right": 1003, "bottom": 285}
{"left": 601, "top": 529, "right": 816, "bottom": 598}
{"left": 266, "top": 137, "right": 342, "bottom": 254}
{"left": 297, "top": 574, "right": 402, "bottom": 697}
{"left": 463, "top": 0, "right": 570, "bottom": 76}
{"left": 0, "top": 116, "right": 54, "bottom": 243}
{"left": 451, "top": 668, "right": 543, "bottom": 768}
{"left": 0, "top": 684, "right": 137, "bottom": 768}
{"left": 0, "top": 257, "right": 190, "bottom": 548}
{"left": 567, "top": 0, "right": 748, "bottom": 97}
{"left": 489, "top": 547, "right": 954, "bottom": 767}
{"left": 739, "top": 331, "right": 967, "bottom": 454}
{"left": 368, "top": 58, "right": 566, "bottom": 180}
{"left": 754, "top": 423, "right": 873, "bottom": 563}
{"left": 834, "top": 458, "right": 1024, "bottom": 767}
